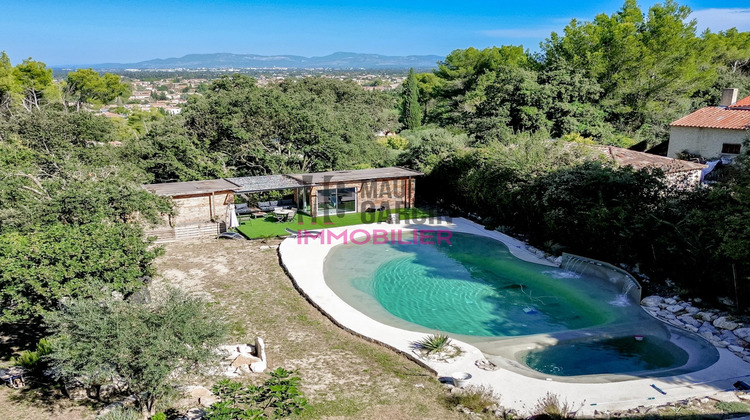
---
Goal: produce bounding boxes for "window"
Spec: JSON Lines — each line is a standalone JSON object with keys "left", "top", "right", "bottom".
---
{"left": 317, "top": 187, "right": 356, "bottom": 214}
{"left": 722, "top": 143, "right": 741, "bottom": 154}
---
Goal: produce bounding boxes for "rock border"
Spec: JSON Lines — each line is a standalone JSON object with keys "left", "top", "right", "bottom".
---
{"left": 641, "top": 295, "right": 750, "bottom": 362}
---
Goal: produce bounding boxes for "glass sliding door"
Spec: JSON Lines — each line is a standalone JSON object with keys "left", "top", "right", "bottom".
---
{"left": 338, "top": 188, "right": 356, "bottom": 212}
{"left": 317, "top": 187, "right": 356, "bottom": 214}
{"left": 297, "top": 187, "right": 311, "bottom": 215}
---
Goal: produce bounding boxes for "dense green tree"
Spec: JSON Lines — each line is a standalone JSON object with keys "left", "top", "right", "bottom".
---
{"left": 0, "top": 223, "right": 162, "bottom": 323}
{"left": 45, "top": 290, "right": 228, "bottom": 418}
{"left": 66, "top": 68, "right": 130, "bottom": 109}
{"left": 468, "top": 66, "right": 550, "bottom": 143}
{"left": 397, "top": 127, "right": 467, "bottom": 173}
{"left": 182, "top": 75, "right": 393, "bottom": 175}
{"left": 414, "top": 72, "right": 444, "bottom": 121}
{"left": 126, "top": 117, "right": 228, "bottom": 182}
{"left": 0, "top": 52, "right": 21, "bottom": 110}
{"left": 429, "top": 45, "right": 533, "bottom": 127}
{"left": 401, "top": 68, "right": 422, "bottom": 129}
{"left": 0, "top": 109, "right": 170, "bottom": 322}
{"left": 13, "top": 58, "right": 54, "bottom": 111}
{"left": 541, "top": 0, "right": 714, "bottom": 143}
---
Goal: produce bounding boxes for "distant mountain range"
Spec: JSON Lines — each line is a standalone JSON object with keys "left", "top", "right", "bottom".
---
{"left": 72, "top": 52, "right": 444, "bottom": 70}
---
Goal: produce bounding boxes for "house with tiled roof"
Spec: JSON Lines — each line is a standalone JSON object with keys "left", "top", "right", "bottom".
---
{"left": 667, "top": 88, "right": 750, "bottom": 160}
{"left": 592, "top": 145, "right": 706, "bottom": 189}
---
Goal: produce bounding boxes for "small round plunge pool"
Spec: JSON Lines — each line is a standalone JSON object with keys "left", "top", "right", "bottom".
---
{"left": 521, "top": 335, "right": 689, "bottom": 376}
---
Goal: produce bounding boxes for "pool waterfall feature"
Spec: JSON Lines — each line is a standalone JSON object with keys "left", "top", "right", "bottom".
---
{"left": 561, "top": 253, "right": 642, "bottom": 309}
{"left": 322, "top": 231, "right": 719, "bottom": 379}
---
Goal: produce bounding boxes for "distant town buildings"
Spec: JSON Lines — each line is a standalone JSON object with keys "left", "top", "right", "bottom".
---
{"left": 88, "top": 71, "right": 405, "bottom": 121}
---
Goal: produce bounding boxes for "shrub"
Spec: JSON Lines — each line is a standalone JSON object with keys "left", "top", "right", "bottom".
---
{"left": 98, "top": 407, "right": 141, "bottom": 420}
{"left": 533, "top": 392, "right": 575, "bottom": 419}
{"left": 446, "top": 385, "right": 499, "bottom": 413}
{"left": 12, "top": 338, "right": 52, "bottom": 370}
{"left": 415, "top": 333, "right": 452, "bottom": 354}
{"left": 206, "top": 367, "right": 308, "bottom": 419}
{"left": 716, "top": 401, "right": 750, "bottom": 413}
{"left": 386, "top": 135, "right": 409, "bottom": 150}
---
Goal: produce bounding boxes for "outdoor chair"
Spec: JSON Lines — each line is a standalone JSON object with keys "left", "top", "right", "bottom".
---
{"left": 258, "top": 201, "right": 273, "bottom": 212}
{"left": 235, "top": 203, "right": 251, "bottom": 214}
{"left": 272, "top": 208, "right": 287, "bottom": 222}
{"left": 285, "top": 208, "right": 297, "bottom": 222}
{"left": 284, "top": 227, "right": 321, "bottom": 239}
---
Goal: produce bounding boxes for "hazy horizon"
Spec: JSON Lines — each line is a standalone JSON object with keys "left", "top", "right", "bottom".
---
{"left": 2, "top": 0, "right": 749, "bottom": 66}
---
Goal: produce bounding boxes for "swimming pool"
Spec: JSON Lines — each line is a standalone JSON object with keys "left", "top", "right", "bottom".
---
{"left": 522, "top": 335, "right": 689, "bottom": 376}
{"left": 323, "top": 231, "right": 719, "bottom": 377}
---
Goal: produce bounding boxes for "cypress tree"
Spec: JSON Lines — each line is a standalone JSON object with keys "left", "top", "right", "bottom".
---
{"left": 402, "top": 68, "right": 422, "bottom": 129}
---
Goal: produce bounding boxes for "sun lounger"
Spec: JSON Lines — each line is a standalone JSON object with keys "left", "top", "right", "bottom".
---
{"left": 284, "top": 228, "right": 321, "bottom": 239}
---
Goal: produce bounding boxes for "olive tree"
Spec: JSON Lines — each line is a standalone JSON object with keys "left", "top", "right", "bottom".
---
{"left": 45, "top": 290, "right": 228, "bottom": 418}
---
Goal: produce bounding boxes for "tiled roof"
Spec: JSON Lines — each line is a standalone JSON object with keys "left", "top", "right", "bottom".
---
{"left": 593, "top": 146, "right": 706, "bottom": 173}
{"left": 670, "top": 106, "right": 750, "bottom": 130}
{"left": 730, "top": 94, "right": 750, "bottom": 109}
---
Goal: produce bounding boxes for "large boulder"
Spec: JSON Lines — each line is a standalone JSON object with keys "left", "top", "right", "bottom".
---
{"left": 678, "top": 315, "right": 701, "bottom": 328}
{"left": 696, "top": 311, "right": 717, "bottom": 322}
{"left": 729, "top": 345, "right": 745, "bottom": 354}
{"left": 188, "top": 386, "right": 219, "bottom": 407}
{"left": 666, "top": 305, "right": 684, "bottom": 313}
{"left": 734, "top": 328, "right": 750, "bottom": 341}
{"left": 98, "top": 395, "right": 137, "bottom": 417}
{"left": 641, "top": 296, "right": 662, "bottom": 307}
{"left": 64, "top": 380, "right": 88, "bottom": 401}
{"left": 714, "top": 317, "right": 739, "bottom": 331}
{"left": 684, "top": 305, "right": 700, "bottom": 315}
{"left": 657, "top": 310, "right": 676, "bottom": 320}
{"left": 699, "top": 321, "right": 718, "bottom": 335}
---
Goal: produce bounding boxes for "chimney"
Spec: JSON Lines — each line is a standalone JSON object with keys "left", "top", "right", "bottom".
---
{"left": 720, "top": 88, "right": 739, "bottom": 107}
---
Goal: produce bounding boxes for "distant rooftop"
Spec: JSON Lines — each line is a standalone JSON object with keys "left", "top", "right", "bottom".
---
{"left": 670, "top": 95, "right": 750, "bottom": 130}
{"left": 594, "top": 146, "right": 706, "bottom": 173}
{"left": 730, "top": 95, "right": 750, "bottom": 109}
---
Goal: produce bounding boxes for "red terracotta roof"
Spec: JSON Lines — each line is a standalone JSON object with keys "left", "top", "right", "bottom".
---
{"left": 670, "top": 106, "right": 750, "bottom": 130}
{"left": 730, "top": 94, "right": 750, "bottom": 109}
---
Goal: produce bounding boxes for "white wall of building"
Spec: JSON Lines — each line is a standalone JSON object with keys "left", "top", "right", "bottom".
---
{"left": 668, "top": 126, "right": 748, "bottom": 158}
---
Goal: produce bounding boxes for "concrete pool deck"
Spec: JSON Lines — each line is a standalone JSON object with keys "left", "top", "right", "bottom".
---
{"left": 279, "top": 217, "right": 750, "bottom": 416}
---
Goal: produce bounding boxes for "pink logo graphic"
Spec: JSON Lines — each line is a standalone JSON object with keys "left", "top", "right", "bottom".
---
{"left": 296, "top": 229, "right": 453, "bottom": 245}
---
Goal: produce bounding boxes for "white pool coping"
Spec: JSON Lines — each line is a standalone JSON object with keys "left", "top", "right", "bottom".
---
{"left": 279, "top": 217, "right": 750, "bottom": 416}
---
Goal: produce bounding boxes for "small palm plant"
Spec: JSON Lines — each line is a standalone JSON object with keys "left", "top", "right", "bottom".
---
{"left": 416, "top": 333, "right": 452, "bottom": 355}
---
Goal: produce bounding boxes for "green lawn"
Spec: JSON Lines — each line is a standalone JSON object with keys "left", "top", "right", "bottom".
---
{"left": 236, "top": 207, "right": 434, "bottom": 239}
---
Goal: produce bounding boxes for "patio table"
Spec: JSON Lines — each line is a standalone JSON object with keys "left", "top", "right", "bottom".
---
{"left": 273, "top": 209, "right": 293, "bottom": 222}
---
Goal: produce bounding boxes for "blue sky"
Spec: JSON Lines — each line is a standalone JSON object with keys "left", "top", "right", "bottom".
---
{"left": 1, "top": 0, "right": 749, "bottom": 65}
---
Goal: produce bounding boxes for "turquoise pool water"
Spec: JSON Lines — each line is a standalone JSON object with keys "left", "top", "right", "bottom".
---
{"left": 523, "top": 335, "right": 690, "bottom": 376}
{"left": 325, "top": 232, "right": 631, "bottom": 337}
{"left": 322, "top": 231, "right": 718, "bottom": 376}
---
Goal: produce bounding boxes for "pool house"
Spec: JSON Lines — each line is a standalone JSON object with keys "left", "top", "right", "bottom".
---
{"left": 143, "top": 167, "right": 422, "bottom": 241}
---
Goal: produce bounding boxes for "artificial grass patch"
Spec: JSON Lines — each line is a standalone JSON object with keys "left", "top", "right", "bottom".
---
{"left": 236, "top": 208, "right": 435, "bottom": 239}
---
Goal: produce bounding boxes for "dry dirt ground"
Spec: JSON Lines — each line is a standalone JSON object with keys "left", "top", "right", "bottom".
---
{"left": 154, "top": 238, "right": 461, "bottom": 419}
